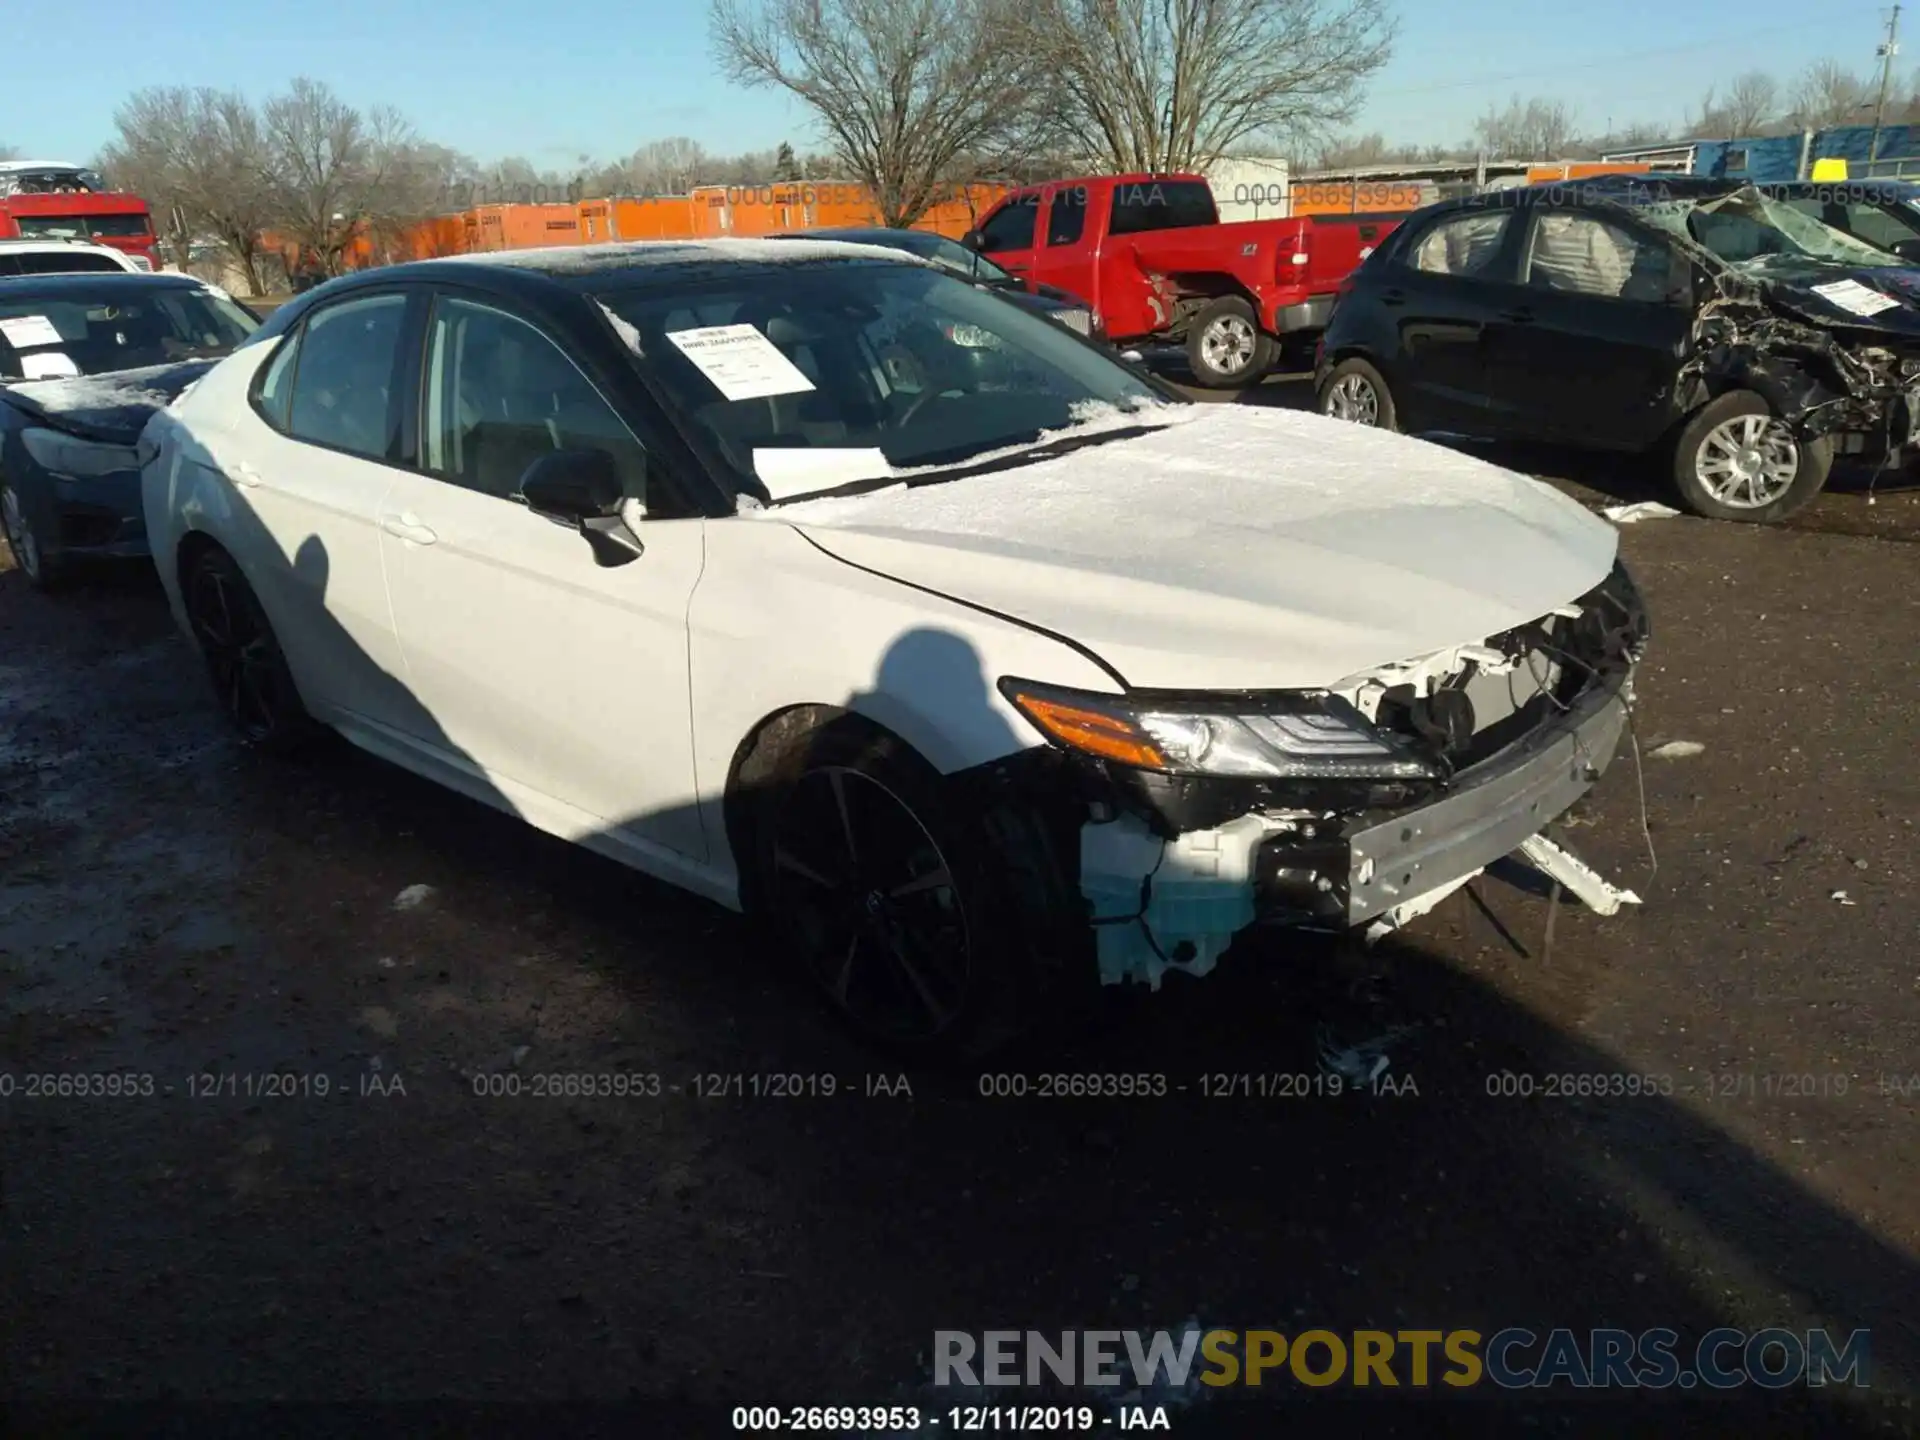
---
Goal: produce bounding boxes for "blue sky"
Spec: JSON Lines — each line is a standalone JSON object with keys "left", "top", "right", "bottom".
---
{"left": 2, "top": 0, "right": 1897, "bottom": 168}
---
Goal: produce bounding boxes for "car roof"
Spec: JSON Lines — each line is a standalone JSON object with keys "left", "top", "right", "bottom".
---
{"left": 0, "top": 238, "right": 128, "bottom": 252}
{"left": 281, "top": 238, "right": 926, "bottom": 315}
{"left": 423, "top": 236, "right": 922, "bottom": 284}
{"left": 0, "top": 270, "right": 203, "bottom": 294}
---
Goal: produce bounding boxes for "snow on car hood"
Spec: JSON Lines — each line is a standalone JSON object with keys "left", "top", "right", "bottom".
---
{"left": 2, "top": 360, "right": 217, "bottom": 443}
{"left": 775, "top": 406, "right": 1619, "bottom": 691}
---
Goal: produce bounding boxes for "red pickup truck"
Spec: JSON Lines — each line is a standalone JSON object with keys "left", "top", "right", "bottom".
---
{"left": 962, "top": 173, "right": 1399, "bottom": 387}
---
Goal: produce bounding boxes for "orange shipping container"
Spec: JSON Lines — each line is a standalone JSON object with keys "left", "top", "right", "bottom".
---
{"left": 1524, "top": 161, "right": 1652, "bottom": 183}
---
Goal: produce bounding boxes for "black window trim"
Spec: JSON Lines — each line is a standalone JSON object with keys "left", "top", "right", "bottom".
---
{"left": 245, "top": 285, "right": 422, "bottom": 471}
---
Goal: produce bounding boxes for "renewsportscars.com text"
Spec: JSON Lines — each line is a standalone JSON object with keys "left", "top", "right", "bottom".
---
{"left": 935, "top": 1327, "right": 1870, "bottom": 1390}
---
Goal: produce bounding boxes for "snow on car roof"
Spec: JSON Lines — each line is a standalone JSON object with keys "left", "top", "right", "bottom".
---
{"left": 444, "top": 236, "right": 929, "bottom": 275}
{"left": 6, "top": 364, "right": 183, "bottom": 413}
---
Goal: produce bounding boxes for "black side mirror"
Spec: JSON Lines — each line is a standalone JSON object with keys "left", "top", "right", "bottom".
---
{"left": 520, "top": 448, "right": 644, "bottom": 566}
{"left": 1894, "top": 237, "right": 1920, "bottom": 265}
{"left": 959, "top": 230, "right": 983, "bottom": 252}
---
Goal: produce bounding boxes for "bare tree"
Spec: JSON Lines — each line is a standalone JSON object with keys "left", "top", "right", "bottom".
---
{"left": 712, "top": 0, "right": 1046, "bottom": 227}
{"left": 104, "top": 88, "right": 278, "bottom": 288}
{"left": 1790, "top": 59, "right": 1869, "bottom": 128}
{"left": 262, "top": 78, "right": 370, "bottom": 276}
{"left": 1012, "top": 0, "right": 1395, "bottom": 172}
{"left": 0, "top": 144, "right": 19, "bottom": 162}
{"left": 1722, "top": 70, "right": 1780, "bottom": 136}
{"left": 1470, "top": 96, "right": 1578, "bottom": 158}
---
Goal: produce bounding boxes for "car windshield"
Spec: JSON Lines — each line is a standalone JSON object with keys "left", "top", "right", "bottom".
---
{"left": 598, "top": 262, "right": 1166, "bottom": 496}
{"left": 14, "top": 213, "right": 152, "bottom": 239}
{"left": 910, "top": 233, "right": 1016, "bottom": 284}
{"left": 0, "top": 284, "right": 258, "bottom": 381}
{"left": 1652, "top": 188, "right": 1905, "bottom": 268}
{"left": 831, "top": 230, "right": 1017, "bottom": 285}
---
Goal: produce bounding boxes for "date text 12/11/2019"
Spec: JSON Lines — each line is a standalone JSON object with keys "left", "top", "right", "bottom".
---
{"left": 728, "top": 1404, "right": 1173, "bottom": 1431}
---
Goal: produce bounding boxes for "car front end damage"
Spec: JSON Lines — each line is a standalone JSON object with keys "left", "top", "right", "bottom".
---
{"left": 975, "top": 561, "right": 1650, "bottom": 989}
{"left": 1682, "top": 275, "right": 1920, "bottom": 462}
{"left": 1639, "top": 188, "right": 1920, "bottom": 462}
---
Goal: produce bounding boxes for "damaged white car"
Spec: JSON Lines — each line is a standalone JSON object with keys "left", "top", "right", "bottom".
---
{"left": 140, "top": 241, "right": 1650, "bottom": 1057}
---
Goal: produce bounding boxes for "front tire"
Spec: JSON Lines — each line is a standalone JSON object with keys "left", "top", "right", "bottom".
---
{"left": 1670, "top": 390, "right": 1831, "bottom": 523}
{"left": 1186, "top": 297, "right": 1273, "bottom": 388}
{"left": 749, "top": 719, "right": 1025, "bottom": 1061}
{"left": 181, "top": 546, "right": 318, "bottom": 753}
{"left": 1317, "top": 357, "right": 1398, "bottom": 431}
{"left": 1, "top": 482, "right": 66, "bottom": 591}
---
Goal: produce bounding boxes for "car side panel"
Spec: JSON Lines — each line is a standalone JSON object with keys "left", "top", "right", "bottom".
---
{"left": 686, "top": 518, "right": 1122, "bottom": 903}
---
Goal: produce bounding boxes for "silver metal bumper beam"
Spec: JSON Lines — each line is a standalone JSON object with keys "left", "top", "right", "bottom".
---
{"left": 1343, "top": 673, "right": 1631, "bottom": 926}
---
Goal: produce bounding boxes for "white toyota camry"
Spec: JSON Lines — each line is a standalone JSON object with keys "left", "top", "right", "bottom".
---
{"left": 141, "top": 238, "right": 1651, "bottom": 1057}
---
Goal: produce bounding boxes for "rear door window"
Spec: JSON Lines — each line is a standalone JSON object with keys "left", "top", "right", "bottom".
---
{"left": 1523, "top": 212, "right": 1667, "bottom": 301}
{"left": 1045, "top": 187, "right": 1087, "bottom": 246}
{"left": 1108, "top": 181, "right": 1218, "bottom": 236}
{"left": 1408, "top": 211, "right": 1512, "bottom": 278}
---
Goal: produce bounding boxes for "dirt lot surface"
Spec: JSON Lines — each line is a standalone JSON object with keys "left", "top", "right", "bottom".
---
{"left": 4, "top": 377, "right": 1919, "bottom": 1437}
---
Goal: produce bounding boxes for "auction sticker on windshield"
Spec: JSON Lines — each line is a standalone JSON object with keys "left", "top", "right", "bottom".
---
{"left": 19, "top": 352, "right": 78, "bottom": 379}
{"left": 666, "top": 323, "right": 815, "bottom": 401}
{"left": 1810, "top": 278, "right": 1902, "bottom": 317}
{"left": 0, "top": 315, "right": 63, "bottom": 349}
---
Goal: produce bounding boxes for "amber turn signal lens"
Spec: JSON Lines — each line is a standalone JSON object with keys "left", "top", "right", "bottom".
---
{"left": 1008, "top": 691, "right": 1168, "bottom": 769}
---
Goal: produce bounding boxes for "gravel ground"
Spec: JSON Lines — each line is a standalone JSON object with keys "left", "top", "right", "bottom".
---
{"left": 3, "top": 386, "right": 1918, "bottom": 1437}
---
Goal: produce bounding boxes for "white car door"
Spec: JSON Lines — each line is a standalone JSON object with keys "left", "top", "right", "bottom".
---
{"left": 376, "top": 291, "right": 708, "bottom": 863}
{"left": 207, "top": 290, "right": 416, "bottom": 733}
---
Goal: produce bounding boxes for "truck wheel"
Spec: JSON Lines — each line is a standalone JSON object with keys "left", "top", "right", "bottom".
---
{"left": 1317, "top": 358, "right": 1397, "bottom": 432}
{"left": 1670, "top": 391, "right": 1831, "bottom": 523}
{"left": 1186, "top": 298, "right": 1271, "bottom": 387}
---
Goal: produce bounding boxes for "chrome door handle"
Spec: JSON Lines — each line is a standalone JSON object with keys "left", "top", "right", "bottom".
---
{"left": 380, "top": 512, "right": 438, "bottom": 545}
{"left": 230, "top": 460, "right": 263, "bottom": 488}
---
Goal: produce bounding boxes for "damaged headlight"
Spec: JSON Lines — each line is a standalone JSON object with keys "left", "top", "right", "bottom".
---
{"left": 1000, "top": 679, "right": 1442, "bottom": 780}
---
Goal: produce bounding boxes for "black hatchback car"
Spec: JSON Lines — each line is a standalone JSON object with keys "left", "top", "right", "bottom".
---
{"left": 1315, "top": 177, "right": 1920, "bottom": 523}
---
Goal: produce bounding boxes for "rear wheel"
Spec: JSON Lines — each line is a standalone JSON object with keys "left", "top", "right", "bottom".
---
{"left": 181, "top": 546, "right": 318, "bottom": 753}
{"left": 1, "top": 483, "right": 65, "bottom": 591}
{"left": 1186, "top": 297, "right": 1273, "bottom": 387}
{"left": 750, "top": 720, "right": 1025, "bottom": 1061}
{"left": 1317, "top": 357, "right": 1398, "bottom": 432}
{"left": 1670, "top": 390, "right": 1831, "bottom": 523}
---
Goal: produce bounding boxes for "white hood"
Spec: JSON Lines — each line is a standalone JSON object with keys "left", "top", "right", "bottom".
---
{"left": 772, "top": 406, "right": 1619, "bottom": 691}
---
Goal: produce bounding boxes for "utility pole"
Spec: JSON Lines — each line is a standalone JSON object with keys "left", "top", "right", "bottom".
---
{"left": 1869, "top": 3, "right": 1902, "bottom": 166}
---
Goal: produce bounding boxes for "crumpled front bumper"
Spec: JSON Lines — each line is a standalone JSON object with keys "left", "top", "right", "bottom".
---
{"left": 1078, "top": 664, "right": 1634, "bottom": 988}
{"left": 1311, "top": 666, "right": 1629, "bottom": 927}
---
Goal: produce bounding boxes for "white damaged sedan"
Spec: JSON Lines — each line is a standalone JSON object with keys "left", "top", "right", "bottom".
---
{"left": 141, "top": 239, "right": 1650, "bottom": 1056}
